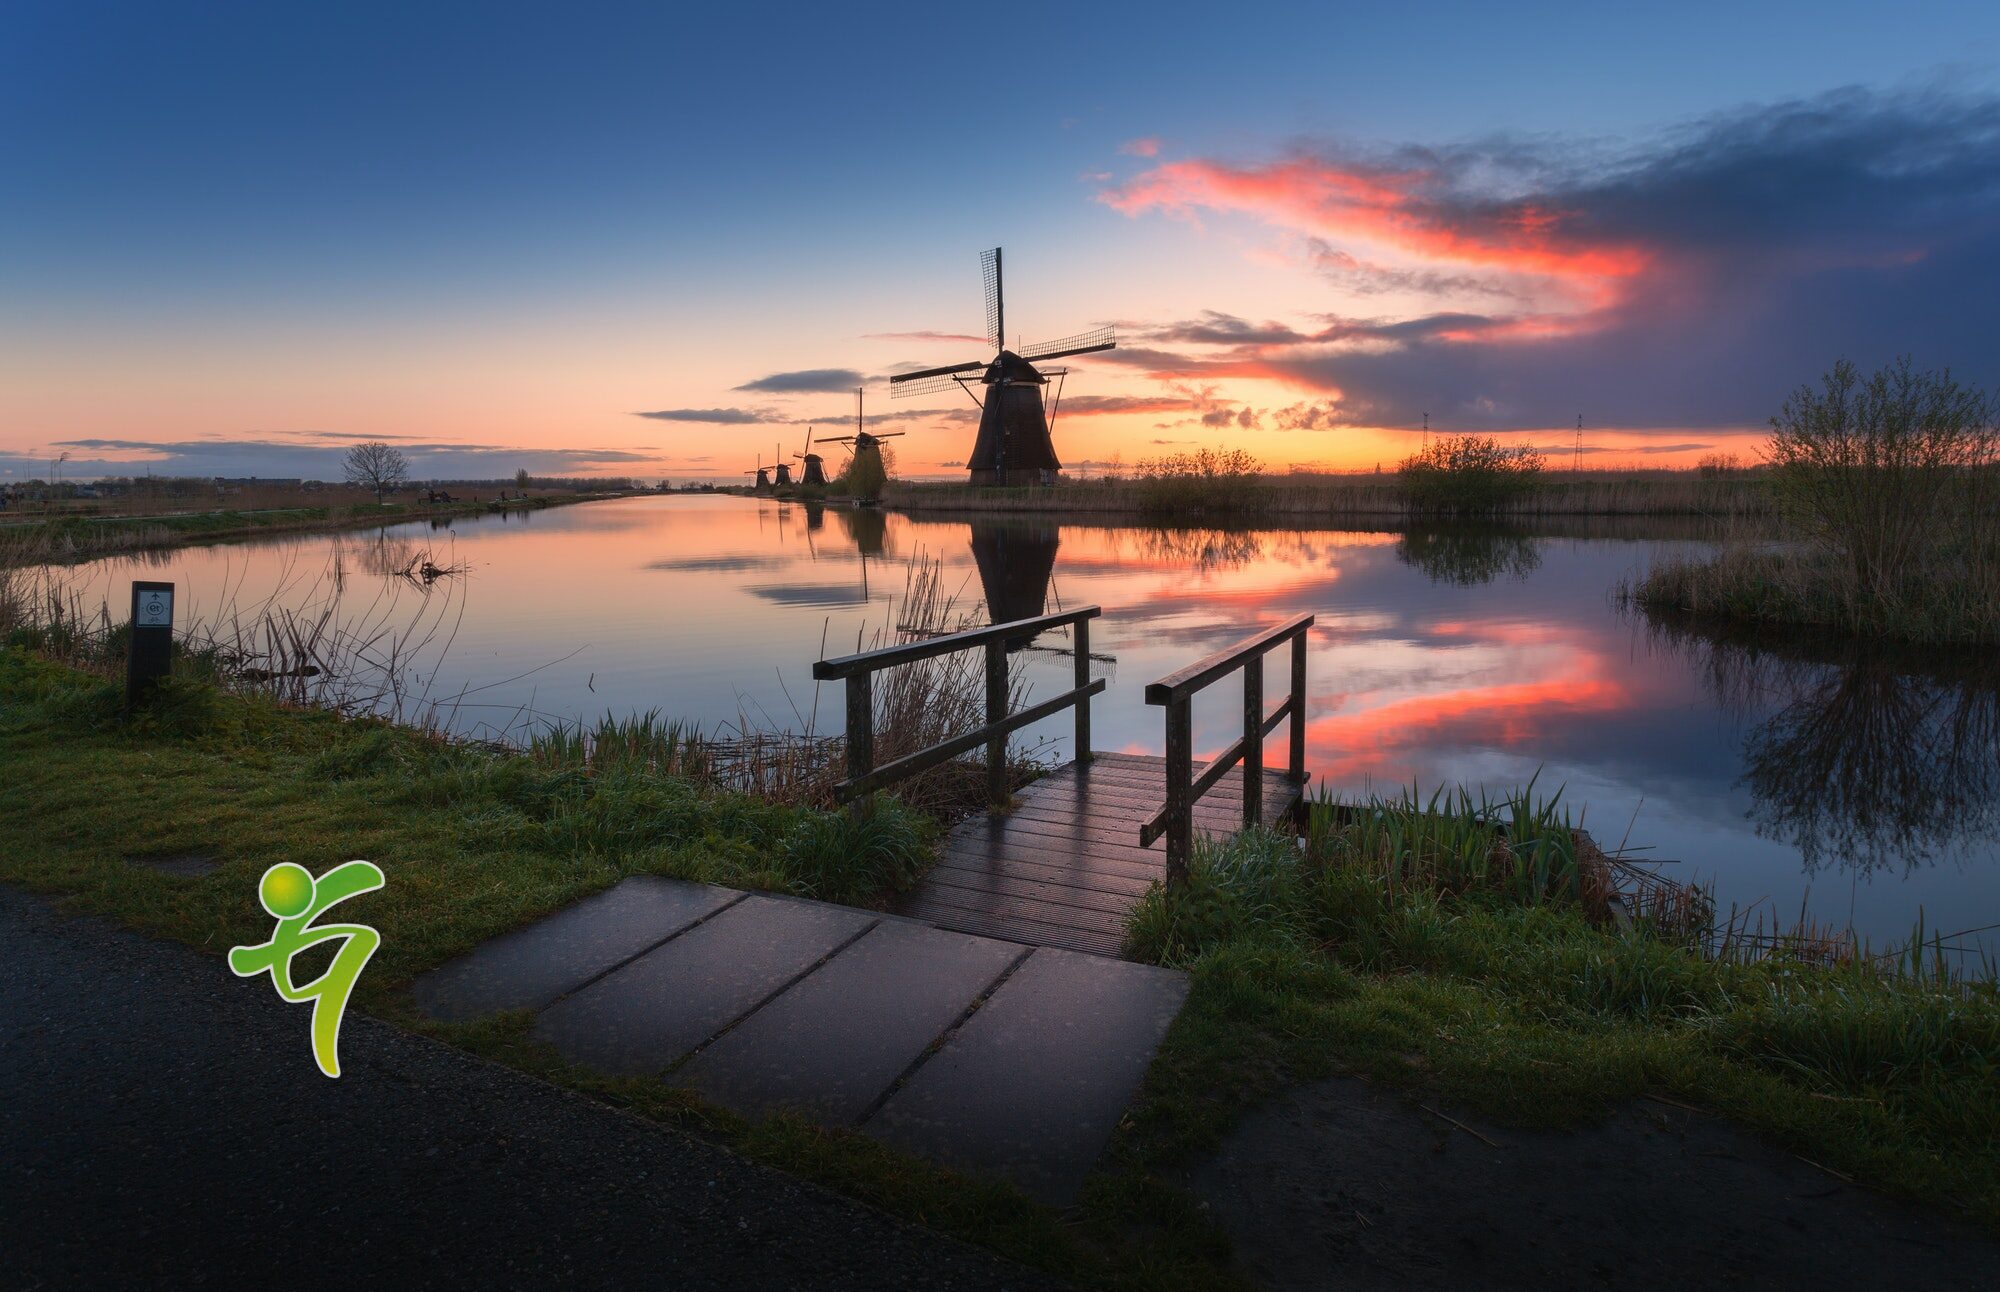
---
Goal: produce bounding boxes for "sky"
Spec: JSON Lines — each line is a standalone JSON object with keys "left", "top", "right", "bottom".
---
{"left": 5, "top": 1, "right": 2000, "bottom": 481}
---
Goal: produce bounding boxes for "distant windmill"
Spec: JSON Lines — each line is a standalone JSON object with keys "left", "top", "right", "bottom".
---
{"left": 821, "top": 386, "right": 904, "bottom": 482}
{"left": 744, "top": 455, "right": 773, "bottom": 492}
{"left": 772, "top": 461, "right": 795, "bottom": 488}
{"left": 793, "top": 427, "right": 828, "bottom": 487}
{"left": 887, "top": 247, "right": 1116, "bottom": 486}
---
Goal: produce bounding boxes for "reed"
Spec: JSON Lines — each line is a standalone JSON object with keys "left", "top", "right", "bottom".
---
{"left": 883, "top": 467, "right": 1772, "bottom": 518}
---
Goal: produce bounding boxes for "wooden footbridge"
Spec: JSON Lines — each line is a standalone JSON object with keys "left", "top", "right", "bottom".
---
{"left": 813, "top": 607, "right": 1313, "bottom": 958}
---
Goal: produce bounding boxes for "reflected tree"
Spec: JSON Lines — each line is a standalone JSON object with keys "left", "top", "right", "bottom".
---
{"left": 1136, "top": 527, "right": 1266, "bottom": 572}
{"left": 1395, "top": 524, "right": 1542, "bottom": 586}
{"left": 1653, "top": 615, "right": 2000, "bottom": 876}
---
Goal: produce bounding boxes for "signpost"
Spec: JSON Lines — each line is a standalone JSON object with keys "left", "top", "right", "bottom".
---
{"left": 126, "top": 581, "right": 174, "bottom": 711}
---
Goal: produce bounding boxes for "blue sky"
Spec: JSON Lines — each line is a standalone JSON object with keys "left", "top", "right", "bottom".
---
{"left": 5, "top": 1, "right": 1999, "bottom": 479}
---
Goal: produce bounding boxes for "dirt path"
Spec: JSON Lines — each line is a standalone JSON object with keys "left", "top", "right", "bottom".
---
{"left": 1189, "top": 1075, "right": 1996, "bottom": 1289}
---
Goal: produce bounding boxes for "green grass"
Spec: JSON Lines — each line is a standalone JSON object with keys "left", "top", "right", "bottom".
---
{"left": 0, "top": 648, "right": 1241, "bottom": 1290}
{"left": 1116, "top": 812, "right": 2000, "bottom": 1232}
{"left": 5, "top": 647, "right": 1995, "bottom": 1286}
{"left": 6, "top": 490, "right": 625, "bottom": 564}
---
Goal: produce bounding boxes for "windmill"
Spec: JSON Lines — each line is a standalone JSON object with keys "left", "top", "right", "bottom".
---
{"left": 887, "top": 247, "right": 1115, "bottom": 486}
{"left": 820, "top": 386, "right": 903, "bottom": 496}
{"left": 793, "top": 428, "right": 828, "bottom": 487}
{"left": 744, "top": 456, "right": 773, "bottom": 492}
{"left": 772, "top": 461, "right": 795, "bottom": 488}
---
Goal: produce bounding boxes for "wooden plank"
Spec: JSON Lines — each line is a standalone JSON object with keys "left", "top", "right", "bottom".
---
{"left": 900, "top": 884, "right": 1131, "bottom": 937}
{"left": 922, "top": 869, "right": 1142, "bottom": 917}
{"left": 931, "top": 853, "right": 1159, "bottom": 898}
{"left": 939, "top": 837, "right": 1164, "bottom": 883}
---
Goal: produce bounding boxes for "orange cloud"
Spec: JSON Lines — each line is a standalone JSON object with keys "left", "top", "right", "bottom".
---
{"left": 1101, "top": 157, "right": 1653, "bottom": 296}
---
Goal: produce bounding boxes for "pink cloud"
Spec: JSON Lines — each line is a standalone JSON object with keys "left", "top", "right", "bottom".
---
{"left": 1119, "top": 136, "right": 1162, "bottom": 158}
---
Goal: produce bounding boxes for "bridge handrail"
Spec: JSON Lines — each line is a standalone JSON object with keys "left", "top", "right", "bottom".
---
{"left": 813, "top": 606, "right": 1104, "bottom": 805}
{"left": 1139, "top": 612, "right": 1314, "bottom": 882}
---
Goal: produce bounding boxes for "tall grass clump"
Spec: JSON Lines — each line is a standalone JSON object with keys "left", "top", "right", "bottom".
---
{"left": 1399, "top": 434, "right": 1545, "bottom": 514}
{"left": 1630, "top": 358, "right": 2000, "bottom": 644}
{"left": 1133, "top": 447, "right": 1267, "bottom": 518}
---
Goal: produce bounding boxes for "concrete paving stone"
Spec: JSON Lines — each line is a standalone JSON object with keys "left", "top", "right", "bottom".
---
{"left": 863, "top": 946, "right": 1189, "bottom": 1206}
{"left": 532, "top": 895, "right": 879, "bottom": 1076}
{"left": 679, "top": 921, "right": 1024, "bottom": 1125}
{"left": 412, "top": 877, "right": 741, "bottom": 1022}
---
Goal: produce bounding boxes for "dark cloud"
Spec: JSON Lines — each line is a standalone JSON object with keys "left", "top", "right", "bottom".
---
{"left": 633, "top": 407, "right": 766, "bottom": 424}
{"left": 733, "top": 367, "right": 864, "bottom": 394}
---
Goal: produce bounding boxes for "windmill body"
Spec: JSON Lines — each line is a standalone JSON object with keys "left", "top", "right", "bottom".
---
{"left": 772, "top": 462, "right": 795, "bottom": 487}
{"left": 888, "top": 247, "right": 1115, "bottom": 487}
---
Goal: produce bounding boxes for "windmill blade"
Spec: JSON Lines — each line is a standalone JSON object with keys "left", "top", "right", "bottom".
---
{"left": 1019, "top": 326, "right": 1115, "bottom": 362}
{"left": 890, "top": 359, "right": 985, "bottom": 384}
{"left": 888, "top": 366, "right": 983, "bottom": 398}
{"left": 981, "top": 247, "right": 1002, "bottom": 350}
{"left": 870, "top": 431, "right": 907, "bottom": 439}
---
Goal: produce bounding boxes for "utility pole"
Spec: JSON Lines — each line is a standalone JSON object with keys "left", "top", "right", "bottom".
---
{"left": 1574, "top": 414, "right": 1583, "bottom": 475}
{"left": 1421, "top": 412, "right": 1429, "bottom": 452}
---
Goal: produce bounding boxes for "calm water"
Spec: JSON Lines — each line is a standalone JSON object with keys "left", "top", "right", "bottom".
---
{"left": 55, "top": 494, "right": 2000, "bottom": 956}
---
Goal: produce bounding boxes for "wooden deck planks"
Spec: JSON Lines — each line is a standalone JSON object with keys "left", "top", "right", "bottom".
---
{"left": 896, "top": 753, "right": 1304, "bottom": 959}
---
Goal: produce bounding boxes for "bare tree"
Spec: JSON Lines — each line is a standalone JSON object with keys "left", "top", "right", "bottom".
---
{"left": 344, "top": 441, "right": 409, "bottom": 503}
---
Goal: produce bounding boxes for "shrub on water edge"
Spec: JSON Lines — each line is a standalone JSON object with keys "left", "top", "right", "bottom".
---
{"left": 1132, "top": 447, "right": 1266, "bottom": 517}
{"left": 1398, "top": 434, "right": 1545, "bottom": 514}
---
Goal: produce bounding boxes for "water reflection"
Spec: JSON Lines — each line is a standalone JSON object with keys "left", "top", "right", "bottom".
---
{"left": 1654, "top": 617, "right": 2000, "bottom": 877}
{"left": 969, "top": 519, "right": 1061, "bottom": 644}
{"left": 1395, "top": 524, "right": 1542, "bottom": 586}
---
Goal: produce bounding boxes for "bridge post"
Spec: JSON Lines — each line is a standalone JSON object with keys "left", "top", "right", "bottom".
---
{"left": 1243, "top": 654, "right": 1263, "bottom": 829}
{"left": 845, "top": 673, "right": 875, "bottom": 810}
{"left": 1164, "top": 696, "right": 1193, "bottom": 885}
{"left": 1290, "top": 631, "right": 1307, "bottom": 783}
{"left": 1072, "top": 617, "right": 1092, "bottom": 763}
{"left": 984, "top": 639, "right": 1009, "bottom": 807}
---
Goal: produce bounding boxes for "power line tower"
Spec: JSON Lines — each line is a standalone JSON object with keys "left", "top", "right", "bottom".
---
{"left": 1421, "top": 411, "right": 1429, "bottom": 452}
{"left": 1573, "top": 414, "right": 1583, "bottom": 476}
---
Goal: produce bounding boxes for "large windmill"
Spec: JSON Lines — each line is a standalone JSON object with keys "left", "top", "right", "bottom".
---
{"left": 888, "top": 247, "right": 1115, "bottom": 486}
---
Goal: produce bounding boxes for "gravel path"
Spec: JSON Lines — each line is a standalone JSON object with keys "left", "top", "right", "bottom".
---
{"left": 0, "top": 885, "right": 1064, "bottom": 1290}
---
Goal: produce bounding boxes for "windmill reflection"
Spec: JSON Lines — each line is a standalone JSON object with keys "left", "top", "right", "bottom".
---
{"left": 969, "top": 519, "right": 1062, "bottom": 650}
{"left": 1396, "top": 524, "right": 1542, "bottom": 586}
{"left": 1654, "top": 617, "right": 2000, "bottom": 876}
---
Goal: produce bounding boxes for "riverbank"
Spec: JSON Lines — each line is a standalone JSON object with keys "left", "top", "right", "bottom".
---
{"left": 0, "top": 487, "right": 639, "bottom": 565}
{"left": 4, "top": 643, "right": 1995, "bottom": 1288}
{"left": 884, "top": 470, "right": 1772, "bottom": 519}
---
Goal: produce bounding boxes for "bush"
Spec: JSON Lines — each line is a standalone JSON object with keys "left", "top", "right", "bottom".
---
{"left": 837, "top": 445, "right": 893, "bottom": 503}
{"left": 1398, "top": 434, "right": 1544, "bottom": 513}
{"left": 1133, "top": 447, "right": 1264, "bottom": 516}
{"left": 1767, "top": 357, "right": 2000, "bottom": 597}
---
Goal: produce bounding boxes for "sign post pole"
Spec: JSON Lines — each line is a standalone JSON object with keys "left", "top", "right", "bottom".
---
{"left": 126, "top": 581, "right": 174, "bottom": 712}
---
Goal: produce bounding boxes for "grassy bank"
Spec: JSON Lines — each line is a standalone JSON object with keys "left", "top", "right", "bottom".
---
{"left": 2, "top": 488, "right": 635, "bottom": 565}
{"left": 1116, "top": 799, "right": 2000, "bottom": 1235}
{"left": 3, "top": 648, "right": 1996, "bottom": 1290}
{"left": 1626, "top": 360, "right": 2000, "bottom": 645}
{"left": 884, "top": 469, "right": 1771, "bottom": 519}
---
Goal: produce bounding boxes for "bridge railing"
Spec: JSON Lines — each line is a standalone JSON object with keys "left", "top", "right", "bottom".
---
{"left": 1139, "top": 613, "right": 1314, "bottom": 883}
{"left": 812, "top": 606, "right": 1104, "bottom": 806}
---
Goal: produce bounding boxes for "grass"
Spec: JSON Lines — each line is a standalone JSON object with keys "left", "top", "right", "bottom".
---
{"left": 5, "top": 648, "right": 1997, "bottom": 1284}
{"left": 0, "top": 648, "right": 1242, "bottom": 1289}
{"left": 884, "top": 466, "right": 1773, "bottom": 518}
{"left": 1627, "top": 537, "right": 2000, "bottom": 645}
{"left": 2, "top": 487, "right": 631, "bottom": 565}
{"left": 1113, "top": 793, "right": 2000, "bottom": 1234}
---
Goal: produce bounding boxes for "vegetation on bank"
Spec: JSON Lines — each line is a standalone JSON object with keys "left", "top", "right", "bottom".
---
{"left": 883, "top": 464, "right": 1772, "bottom": 518}
{"left": 1119, "top": 792, "right": 2000, "bottom": 1233}
{"left": 1630, "top": 358, "right": 2000, "bottom": 644}
{"left": 2, "top": 487, "right": 632, "bottom": 566}
{"left": 1398, "top": 433, "right": 1546, "bottom": 513}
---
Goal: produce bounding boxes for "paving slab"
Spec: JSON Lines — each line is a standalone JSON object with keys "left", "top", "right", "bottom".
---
{"left": 412, "top": 876, "right": 742, "bottom": 1022}
{"left": 533, "top": 895, "right": 879, "bottom": 1076}
{"left": 679, "top": 921, "right": 1024, "bottom": 1125}
{"left": 863, "top": 946, "right": 1189, "bottom": 1205}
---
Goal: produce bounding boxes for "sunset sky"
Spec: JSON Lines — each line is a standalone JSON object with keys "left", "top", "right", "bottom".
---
{"left": 6, "top": 1, "right": 2000, "bottom": 481}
